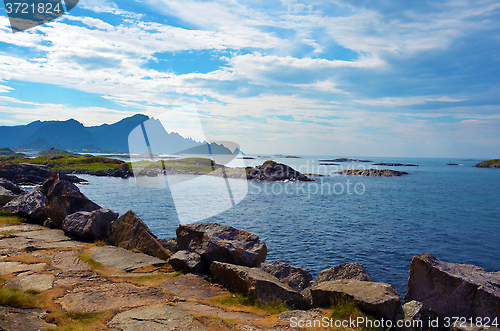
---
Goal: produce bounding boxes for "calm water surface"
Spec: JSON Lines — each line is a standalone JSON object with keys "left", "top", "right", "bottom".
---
{"left": 77, "top": 156, "right": 500, "bottom": 296}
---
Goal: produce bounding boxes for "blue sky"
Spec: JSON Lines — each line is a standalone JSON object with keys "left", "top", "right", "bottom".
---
{"left": 0, "top": 0, "right": 499, "bottom": 158}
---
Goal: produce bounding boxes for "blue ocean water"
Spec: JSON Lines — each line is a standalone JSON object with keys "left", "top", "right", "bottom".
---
{"left": 77, "top": 156, "right": 500, "bottom": 296}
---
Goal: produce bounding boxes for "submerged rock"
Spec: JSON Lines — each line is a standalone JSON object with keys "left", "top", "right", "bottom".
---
{"left": 107, "top": 210, "right": 172, "bottom": 260}
{"left": 211, "top": 261, "right": 310, "bottom": 309}
{"left": 176, "top": 223, "right": 267, "bottom": 268}
{"left": 260, "top": 260, "right": 312, "bottom": 292}
{"left": 405, "top": 253, "right": 500, "bottom": 319}
{"left": 309, "top": 279, "right": 400, "bottom": 320}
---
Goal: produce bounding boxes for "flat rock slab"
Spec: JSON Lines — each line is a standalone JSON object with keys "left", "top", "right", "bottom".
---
{"left": 90, "top": 245, "right": 167, "bottom": 272}
{"left": 36, "top": 240, "right": 87, "bottom": 249}
{"left": 108, "top": 304, "right": 206, "bottom": 331}
{"left": 0, "top": 306, "right": 56, "bottom": 331}
{"left": 14, "top": 229, "right": 72, "bottom": 242}
{"left": 0, "top": 224, "right": 45, "bottom": 233}
{"left": 0, "top": 237, "right": 42, "bottom": 249}
{"left": 36, "top": 251, "right": 90, "bottom": 272}
{"left": 279, "top": 309, "right": 326, "bottom": 324}
{"left": 0, "top": 261, "right": 47, "bottom": 275}
{"left": 160, "top": 274, "right": 228, "bottom": 300}
{"left": 56, "top": 281, "right": 173, "bottom": 312}
{"left": 5, "top": 273, "right": 55, "bottom": 292}
{"left": 54, "top": 271, "right": 103, "bottom": 287}
{"left": 176, "top": 301, "right": 263, "bottom": 322}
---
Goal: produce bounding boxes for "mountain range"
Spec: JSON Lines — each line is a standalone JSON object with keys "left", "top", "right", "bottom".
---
{"left": 0, "top": 114, "right": 238, "bottom": 154}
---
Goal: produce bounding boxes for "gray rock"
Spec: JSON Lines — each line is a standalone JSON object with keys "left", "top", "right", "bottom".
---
{"left": 211, "top": 261, "right": 310, "bottom": 309}
{"left": 159, "top": 238, "right": 178, "bottom": 253}
{"left": 168, "top": 250, "right": 207, "bottom": 274}
{"left": 309, "top": 279, "right": 400, "bottom": 320}
{"left": 107, "top": 210, "right": 171, "bottom": 260}
{"left": 62, "top": 208, "right": 118, "bottom": 240}
{"left": 395, "top": 300, "right": 441, "bottom": 331}
{"left": 108, "top": 304, "right": 206, "bottom": 331}
{"left": 405, "top": 253, "right": 500, "bottom": 319}
{"left": 0, "top": 306, "right": 56, "bottom": 331}
{"left": 177, "top": 223, "right": 267, "bottom": 267}
{"left": 261, "top": 260, "right": 312, "bottom": 291}
{"left": 313, "top": 262, "right": 373, "bottom": 285}
{"left": 4, "top": 273, "right": 55, "bottom": 292}
{"left": 0, "top": 186, "right": 15, "bottom": 206}
{"left": 4, "top": 173, "right": 100, "bottom": 225}
{"left": 0, "top": 178, "right": 26, "bottom": 195}
{"left": 90, "top": 245, "right": 167, "bottom": 272}
{"left": 4, "top": 188, "right": 46, "bottom": 221}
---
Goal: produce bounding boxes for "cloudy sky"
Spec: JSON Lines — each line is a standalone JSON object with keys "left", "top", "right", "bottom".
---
{"left": 0, "top": 0, "right": 499, "bottom": 157}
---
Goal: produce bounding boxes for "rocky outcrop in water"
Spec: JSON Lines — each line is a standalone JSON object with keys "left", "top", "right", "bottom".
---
{"left": 313, "top": 262, "right": 374, "bottom": 285}
{"left": 63, "top": 163, "right": 133, "bottom": 179}
{"left": 373, "top": 163, "right": 418, "bottom": 167}
{"left": 0, "top": 163, "right": 83, "bottom": 185}
{"left": 176, "top": 223, "right": 267, "bottom": 268}
{"left": 246, "top": 161, "right": 313, "bottom": 181}
{"left": 474, "top": 159, "right": 500, "bottom": 168}
{"left": 336, "top": 169, "right": 409, "bottom": 176}
{"left": 211, "top": 261, "right": 311, "bottom": 309}
{"left": 405, "top": 253, "right": 500, "bottom": 319}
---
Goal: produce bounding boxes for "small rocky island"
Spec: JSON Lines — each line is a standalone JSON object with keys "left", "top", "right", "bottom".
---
{"left": 373, "top": 162, "right": 418, "bottom": 167}
{"left": 474, "top": 159, "right": 500, "bottom": 168}
{"left": 246, "top": 160, "right": 313, "bottom": 181}
{"left": 336, "top": 169, "right": 409, "bottom": 177}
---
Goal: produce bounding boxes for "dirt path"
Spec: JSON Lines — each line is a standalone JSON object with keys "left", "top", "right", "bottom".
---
{"left": 0, "top": 221, "right": 328, "bottom": 330}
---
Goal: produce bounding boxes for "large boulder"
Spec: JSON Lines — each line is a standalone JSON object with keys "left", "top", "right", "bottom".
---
{"left": 211, "top": 261, "right": 310, "bottom": 309}
{"left": 62, "top": 209, "right": 119, "bottom": 241}
{"left": 3, "top": 187, "right": 47, "bottom": 221}
{"left": 395, "top": 300, "right": 441, "bottom": 331}
{"left": 260, "top": 261, "right": 312, "bottom": 292}
{"left": 168, "top": 250, "right": 207, "bottom": 274}
{"left": 0, "top": 186, "right": 15, "bottom": 207}
{"left": 107, "top": 210, "right": 172, "bottom": 261}
{"left": 176, "top": 223, "right": 267, "bottom": 267}
{"left": 313, "top": 262, "right": 374, "bottom": 285}
{"left": 40, "top": 173, "right": 101, "bottom": 227}
{"left": 405, "top": 253, "right": 500, "bottom": 319}
{"left": 309, "top": 279, "right": 400, "bottom": 320}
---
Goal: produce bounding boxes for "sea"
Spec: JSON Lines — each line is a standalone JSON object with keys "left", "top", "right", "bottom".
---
{"left": 76, "top": 155, "right": 500, "bottom": 297}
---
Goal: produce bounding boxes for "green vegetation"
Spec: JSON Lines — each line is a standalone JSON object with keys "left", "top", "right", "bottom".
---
{"left": 0, "top": 212, "right": 24, "bottom": 225}
{"left": 476, "top": 159, "right": 500, "bottom": 166}
{"left": 328, "top": 301, "right": 386, "bottom": 331}
{"left": 46, "top": 311, "right": 111, "bottom": 331}
{"left": 210, "top": 292, "right": 290, "bottom": 315}
{"left": 0, "top": 153, "right": 126, "bottom": 172}
{"left": 77, "top": 251, "right": 105, "bottom": 270}
{"left": 132, "top": 157, "right": 245, "bottom": 177}
{"left": 0, "top": 147, "right": 15, "bottom": 155}
{"left": 0, "top": 288, "right": 41, "bottom": 308}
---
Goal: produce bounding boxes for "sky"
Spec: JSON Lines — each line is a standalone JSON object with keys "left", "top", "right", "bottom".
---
{"left": 0, "top": 0, "right": 500, "bottom": 158}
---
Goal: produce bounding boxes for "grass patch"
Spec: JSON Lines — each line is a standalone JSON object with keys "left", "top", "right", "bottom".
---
{"left": 477, "top": 159, "right": 500, "bottom": 166}
{"left": 0, "top": 288, "right": 41, "bottom": 308}
{"left": 45, "top": 310, "right": 112, "bottom": 331}
{"left": 111, "top": 271, "right": 182, "bottom": 287}
{"left": 209, "top": 292, "right": 290, "bottom": 316}
{"left": 77, "top": 251, "right": 104, "bottom": 270}
{"left": 328, "top": 301, "right": 386, "bottom": 331}
{"left": 0, "top": 213, "right": 24, "bottom": 225}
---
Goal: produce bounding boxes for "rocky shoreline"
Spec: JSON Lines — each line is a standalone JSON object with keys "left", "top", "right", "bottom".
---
{"left": 1, "top": 173, "right": 499, "bottom": 330}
